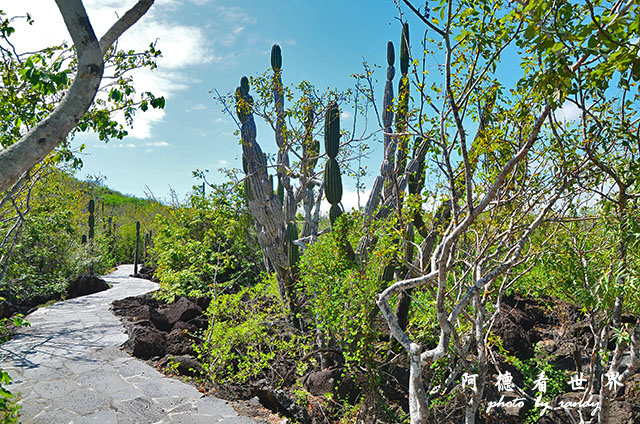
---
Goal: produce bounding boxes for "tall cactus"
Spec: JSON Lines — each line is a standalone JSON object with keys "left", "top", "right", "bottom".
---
{"left": 408, "top": 136, "right": 428, "bottom": 236}
{"left": 302, "top": 106, "right": 321, "bottom": 179}
{"left": 235, "top": 75, "right": 299, "bottom": 324}
{"left": 301, "top": 105, "right": 321, "bottom": 238}
{"left": 88, "top": 198, "right": 95, "bottom": 240}
{"left": 395, "top": 22, "right": 411, "bottom": 180}
{"left": 362, "top": 40, "right": 396, "bottom": 226}
{"left": 286, "top": 222, "right": 299, "bottom": 270}
{"left": 383, "top": 41, "right": 397, "bottom": 200}
{"left": 144, "top": 230, "right": 152, "bottom": 261}
{"left": 323, "top": 101, "right": 343, "bottom": 225}
{"left": 271, "top": 44, "right": 296, "bottom": 223}
{"left": 134, "top": 221, "right": 140, "bottom": 275}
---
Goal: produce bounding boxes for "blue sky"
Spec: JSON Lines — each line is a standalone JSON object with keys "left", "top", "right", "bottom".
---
{"left": 8, "top": 0, "right": 428, "bottom": 205}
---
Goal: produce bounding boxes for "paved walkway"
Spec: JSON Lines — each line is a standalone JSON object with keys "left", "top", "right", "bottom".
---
{"left": 0, "top": 265, "right": 257, "bottom": 424}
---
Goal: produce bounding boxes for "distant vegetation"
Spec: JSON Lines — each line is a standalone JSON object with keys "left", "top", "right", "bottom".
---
{"left": 0, "top": 169, "right": 166, "bottom": 305}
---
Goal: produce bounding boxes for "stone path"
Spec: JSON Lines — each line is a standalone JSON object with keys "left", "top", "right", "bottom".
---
{"left": 0, "top": 265, "right": 257, "bottom": 423}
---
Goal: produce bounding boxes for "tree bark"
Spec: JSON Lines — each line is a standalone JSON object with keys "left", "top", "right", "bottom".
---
{"left": 0, "top": 0, "right": 154, "bottom": 193}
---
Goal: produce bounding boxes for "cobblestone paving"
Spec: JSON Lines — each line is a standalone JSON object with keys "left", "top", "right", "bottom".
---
{"left": 0, "top": 265, "right": 257, "bottom": 424}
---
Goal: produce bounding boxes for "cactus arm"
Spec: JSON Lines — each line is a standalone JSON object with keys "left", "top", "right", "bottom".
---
{"left": 322, "top": 101, "right": 344, "bottom": 225}
{"left": 394, "top": 23, "right": 411, "bottom": 192}
{"left": 270, "top": 45, "right": 297, "bottom": 223}
{"left": 235, "top": 75, "right": 299, "bottom": 323}
{"left": 382, "top": 41, "right": 397, "bottom": 201}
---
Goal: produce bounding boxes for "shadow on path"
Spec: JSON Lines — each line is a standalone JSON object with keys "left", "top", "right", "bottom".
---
{"left": 0, "top": 265, "right": 256, "bottom": 424}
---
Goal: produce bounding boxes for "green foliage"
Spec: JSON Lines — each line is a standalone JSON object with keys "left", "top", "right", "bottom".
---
{"left": 197, "top": 273, "right": 311, "bottom": 384}
{"left": 503, "top": 344, "right": 565, "bottom": 424}
{"left": 153, "top": 183, "right": 262, "bottom": 301}
{"left": 0, "top": 11, "right": 164, "bottom": 167}
{"left": 0, "top": 367, "right": 20, "bottom": 424}
{"left": 0, "top": 169, "right": 163, "bottom": 303}
{"left": 299, "top": 212, "right": 388, "bottom": 369}
{"left": 0, "top": 311, "right": 29, "bottom": 423}
{"left": 513, "top": 207, "right": 640, "bottom": 315}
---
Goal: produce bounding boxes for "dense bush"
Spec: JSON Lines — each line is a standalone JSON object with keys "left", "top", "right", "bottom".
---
{"left": 0, "top": 169, "right": 164, "bottom": 304}
{"left": 198, "top": 273, "right": 311, "bottom": 384}
{"left": 153, "top": 183, "right": 263, "bottom": 301}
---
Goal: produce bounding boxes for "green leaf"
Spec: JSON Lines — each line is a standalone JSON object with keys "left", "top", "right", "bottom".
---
{"left": 109, "top": 89, "right": 123, "bottom": 102}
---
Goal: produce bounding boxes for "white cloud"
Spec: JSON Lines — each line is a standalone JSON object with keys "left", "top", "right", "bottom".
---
{"left": 211, "top": 6, "right": 256, "bottom": 48}
{"left": 555, "top": 102, "right": 582, "bottom": 123}
{"left": 142, "top": 141, "right": 170, "bottom": 147}
{"left": 319, "top": 188, "right": 372, "bottom": 213}
{"left": 3, "top": 1, "right": 210, "bottom": 139}
{"left": 340, "top": 111, "right": 354, "bottom": 120}
{"left": 186, "top": 104, "right": 207, "bottom": 112}
{"left": 110, "top": 139, "right": 170, "bottom": 149}
{"left": 120, "top": 20, "right": 212, "bottom": 69}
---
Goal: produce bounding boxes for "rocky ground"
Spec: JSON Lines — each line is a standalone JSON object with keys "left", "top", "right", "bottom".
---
{"left": 0, "top": 265, "right": 261, "bottom": 423}
{"left": 115, "top": 268, "right": 640, "bottom": 423}
{"left": 111, "top": 287, "right": 287, "bottom": 424}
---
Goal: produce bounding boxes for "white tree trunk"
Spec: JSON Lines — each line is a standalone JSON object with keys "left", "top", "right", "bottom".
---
{"left": 409, "top": 343, "right": 428, "bottom": 424}
{"left": 0, "top": 0, "right": 154, "bottom": 193}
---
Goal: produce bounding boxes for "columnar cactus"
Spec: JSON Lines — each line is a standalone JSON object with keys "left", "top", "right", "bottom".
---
{"left": 242, "top": 155, "right": 253, "bottom": 202}
{"left": 144, "top": 230, "right": 152, "bottom": 261}
{"left": 300, "top": 105, "right": 322, "bottom": 238}
{"left": 134, "top": 221, "right": 140, "bottom": 275}
{"left": 286, "top": 222, "right": 299, "bottom": 270}
{"left": 276, "top": 176, "right": 284, "bottom": 207}
{"left": 362, "top": 40, "right": 396, "bottom": 224}
{"left": 323, "top": 101, "right": 343, "bottom": 225}
{"left": 395, "top": 22, "right": 411, "bottom": 179}
{"left": 408, "top": 136, "right": 426, "bottom": 196}
{"left": 408, "top": 136, "right": 428, "bottom": 235}
{"left": 383, "top": 41, "right": 397, "bottom": 200}
{"left": 302, "top": 106, "right": 320, "bottom": 179}
{"left": 271, "top": 44, "right": 296, "bottom": 223}
{"left": 235, "top": 74, "right": 299, "bottom": 322}
{"left": 88, "top": 199, "right": 95, "bottom": 240}
{"left": 271, "top": 44, "right": 282, "bottom": 71}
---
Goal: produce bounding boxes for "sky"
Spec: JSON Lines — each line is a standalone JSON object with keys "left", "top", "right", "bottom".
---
{"left": 5, "top": 0, "right": 424, "bottom": 207}
{"left": 5, "top": 1, "right": 583, "bottom": 207}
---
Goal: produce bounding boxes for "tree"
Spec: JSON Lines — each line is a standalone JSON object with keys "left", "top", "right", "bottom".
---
{"left": 231, "top": 51, "right": 365, "bottom": 325}
{"left": 218, "top": 1, "right": 639, "bottom": 421}
{"left": 371, "top": 0, "right": 640, "bottom": 423}
{"left": 547, "top": 39, "right": 640, "bottom": 421}
{"left": 0, "top": 2, "right": 163, "bottom": 284}
{"left": 0, "top": 0, "right": 155, "bottom": 192}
